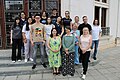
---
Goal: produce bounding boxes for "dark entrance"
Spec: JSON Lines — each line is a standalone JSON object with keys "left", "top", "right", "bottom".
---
{"left": 2, "top": 0, "right": 61, "bottom": 48}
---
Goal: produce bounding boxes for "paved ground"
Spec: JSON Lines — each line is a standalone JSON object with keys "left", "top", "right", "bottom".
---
{"left": 0, "top": 46, "right": 120, "bottom": 80}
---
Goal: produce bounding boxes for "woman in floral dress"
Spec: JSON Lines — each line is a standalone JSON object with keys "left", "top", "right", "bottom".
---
{"left": 47, "top": 28, "right": 61, "bottom": 75}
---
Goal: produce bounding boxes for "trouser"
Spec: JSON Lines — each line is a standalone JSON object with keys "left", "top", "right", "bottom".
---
{"left": 24, "top": 39, "right": 33, "bottom": 59}
{"left": 74, "top": 45, "right": 79, "bottom": 64}
{"left": 45, "top": 34, "right": 50, "bottom": 56}
{"left": 33, "top": 42, "right": 45, "bottom": 64}
{"left": 21, "top": 38, "right": 25, "bottom": 54}
{"left": 62, "top": 52, "right": 75, "bottom": 75}
{"left": 12, "top": 39, "right": 22, "bottom": 61}
{"left": 79, "top": 47, "right": 82, "bottom": 63}
{"left": 81, "top": 51, "right": 90, "bottom": 75}
{"left": 91, "top": 40, "right": 99, "bottom": 58}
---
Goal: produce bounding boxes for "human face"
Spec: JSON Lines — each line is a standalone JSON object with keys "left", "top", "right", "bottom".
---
{"left": 57, "top": 17, "right": 61, "bottom": 22}
{"left": 35, "top": 16, "right": 40, "bottom": 22}
{"left": 52, "top": 10, "right": 57, "bottom": 15}
{"left": 75, "top": 16, "right": 79, "bottom": 23}
{"left": 94, "top": 20, "right": 98, "bottom": 25}
{"left": 83, "top": 27, "right": 89, "bottom": 35}
{"left": 73, "top": 23, "right": 77, "bottom": 30}
{"left": 21, "top": 12, "right": 25, "bottom": 19}
{"left": 83, "top": 17, "right": 88, "bottom": 24}
{"left": 16, "top": 19, "right": 20, "bottom": 24}
{"left": 65, "top": 28, "right": 70, "bottom": 34}
{"left": 47, "top": 18, "right": 51, "bottom": 24}
{"left": 65, "top": 11, "right": 70, "bottom": 17}
{"left": 52, "top": 29, "right": 57, "bottom": 36}
{"left": 28, "top": 18, "right": 32, "bottom": 24}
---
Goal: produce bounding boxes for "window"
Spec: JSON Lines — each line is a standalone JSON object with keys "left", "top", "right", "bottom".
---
{"left": 4, "top": 0, "right": 23, "bottom": 47}
{"left": 101, "top": 8, "right": 107, "bottom": 27}
{"left": 45, "top": 0, "right": 60, "bottom": 16}
{"left": 5, "top": 12, "right": 20, "bottom": 22}
{"left": 29, "top": 0, "right": 42, "bottom": 17}
{"left": 95, "top": 0, "right": 100, "bottom": 1}
{"left": 94, "top": 6, "right": 100, "bottom": 21}
{"left": 102, "top": 0, "right": 107, "bottom": 3}
{"left": 94, "top": 0, "right": 109, "bottom": 36}
{"left": 29, "top": 0, "right": 42, "bottom": 10}
{"left": 5, "top": 0, "right": 23, "bottom": 10}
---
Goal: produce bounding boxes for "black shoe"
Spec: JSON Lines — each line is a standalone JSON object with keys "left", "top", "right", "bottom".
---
{"left": 93, "top": 57, "right": 97, "bottom": 60}
{"left": 88, "top": 60, "right": 91, "bottom": 62}
{"left": 70, "top": 74, "right": 74, "bottom": 76}
{"left": 42, "top": 63, "right": 47, "bottom": 68}
{"left": 32, "top": 64, "right": 36, "bottom": 69}
{"left": 62, "top": 74, "right": 67, "bottom": 76}
{"left": 56, "top": 71, "right": 60, "bottom": 75}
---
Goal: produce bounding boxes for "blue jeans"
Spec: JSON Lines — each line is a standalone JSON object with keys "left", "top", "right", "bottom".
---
{"left": 74, "top": 45, "right": 79, "bottom": 64}
{"left": 33, "top": 42, "right": 45, "bottom": 64}
{"left": 91, "top": 40, "right": 99, "bottom": 58}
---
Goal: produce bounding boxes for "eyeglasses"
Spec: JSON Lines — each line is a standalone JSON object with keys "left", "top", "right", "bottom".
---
{"left": 83, "top": 18, "right": 87, "bottom": 20}
{"left": 35, "top": 17, "right": 40, "bottom": 19}
{"left": 65, "top": 13, "right": 69, "bottom": 14}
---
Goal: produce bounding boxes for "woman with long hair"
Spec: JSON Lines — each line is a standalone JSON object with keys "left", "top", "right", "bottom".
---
{"left": 22, "top": 17, "right": 33, "bottom": 62}
{"left": 54, "top": 16, "right": 64, "bottom": 38}
{"left": 62, "top": 11, "right": 72, "bottom": 34}
{"left": 44, "top": 17, "right": 55, "bottom": 55}
{"left": 10, "top": 17, "right": 22, "bottom": 63}
{"left": 91, "top": 19, "right": 102, "bottom": 60}
{"left": 40, "top": 11, "right": 48, "bottom": 24}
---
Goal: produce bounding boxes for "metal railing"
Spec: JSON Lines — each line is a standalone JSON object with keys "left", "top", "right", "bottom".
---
{"left": 101, "top": 27, "right": 110, "bottom": 36}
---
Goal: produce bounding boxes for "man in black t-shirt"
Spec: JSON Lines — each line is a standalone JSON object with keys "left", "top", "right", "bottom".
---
{"left": 50, "top": 8, "right": 58, "bottom": 24}
{"left": 78, "top": 16, "right": 92, "bottom": 63}
{"left": 78, "top": 16, "right": 92, "bottom": 35}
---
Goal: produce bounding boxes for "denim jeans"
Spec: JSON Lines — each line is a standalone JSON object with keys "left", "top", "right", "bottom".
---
{"left": 33, "top": 42, "right": 45, "bottom": 64}
{"left": 91, "top": 40, "right": 99, "bottom": 58}
{"left": 74, "top": 45, "right": 79, "bottom": 64}
{"left": 24, "top": 39, "right": 33, "bottom": 59}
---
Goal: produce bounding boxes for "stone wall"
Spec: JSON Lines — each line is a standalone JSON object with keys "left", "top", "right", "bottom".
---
{"left": 99, "top": 36, "right": 116, "bottom": 51}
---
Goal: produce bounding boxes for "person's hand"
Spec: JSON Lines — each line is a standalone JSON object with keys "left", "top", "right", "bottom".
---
{"left": 23, "top": 39, "right": 27, "bottom": 43}
{"left": 75, "top": 42, "right": 79, "bottom": 45}
{"left": 81, "top": 48, "right": 87, "bottom": 54}
{"left": 42, "top": 40, "right": 45, "bottom": 45}
{"left": 53, "top": 50, "right": 59, "bottom": 53}
{"left": 66, "top": 51, "right": 69, "bottom": 55}
{"left": 65, "top": 48, "right": 68, "bottom": 52}
{"left": 10, "top": 40, "right": 12, "bottom": 45}
{"left": 31, "top": 41, "right": 34, "bottom": 47}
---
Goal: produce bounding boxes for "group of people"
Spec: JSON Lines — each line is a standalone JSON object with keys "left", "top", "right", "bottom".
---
{"left": 10, "top": 9, "right": 102, "bottom": 79}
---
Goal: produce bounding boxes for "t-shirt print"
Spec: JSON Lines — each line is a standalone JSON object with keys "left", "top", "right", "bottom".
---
{"left": 35, "top": 27, "right": 42, "bottom": 37}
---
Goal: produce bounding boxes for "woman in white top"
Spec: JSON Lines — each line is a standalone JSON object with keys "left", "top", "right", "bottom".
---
{"left": 79, "top": 27, "right": 92, "bottom": 79}
{"left": 44, "top": 17, "right": 55, "bottom": 55}
{"left": 22, "top": 17, "right": 33, "bottom": 62}
{"left": 91, "top": 19, "right": 102, "bottom": 60}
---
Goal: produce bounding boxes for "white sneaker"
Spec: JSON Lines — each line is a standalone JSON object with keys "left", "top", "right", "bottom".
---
{"left": 24, "top": 59, "right": 28, "bottom": 62}
{"left": 30, "top": 58, "right": 33, "bottom": 61}
{"left": 12, "top": 61, "right": 16, "bottom": 63}
{"left": 81, "top": 72, "right": 83, "bottom": 75}
{"left": 82, "top": 74, "right": 86, "bottom": 79}
{"left": 18, "top": 60, "right": 21, "bottom": 62}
